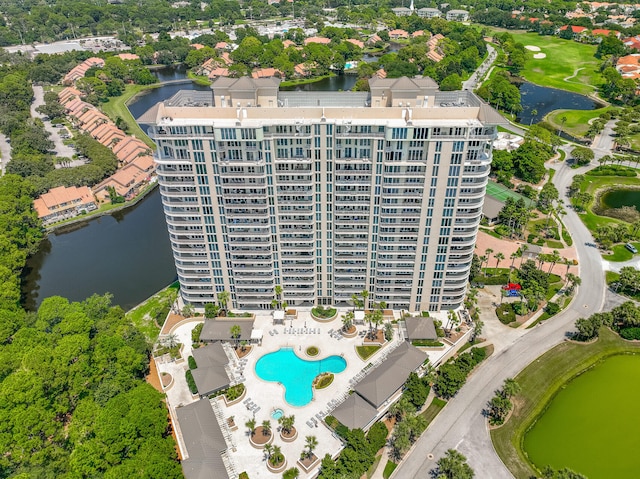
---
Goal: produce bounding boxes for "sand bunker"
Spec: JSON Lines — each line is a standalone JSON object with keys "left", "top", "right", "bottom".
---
{"left": 533, "top": 53, "right": 547, "bottom": 59}
{"left": 525, "top": 45, "right": 541, "bottom": 51}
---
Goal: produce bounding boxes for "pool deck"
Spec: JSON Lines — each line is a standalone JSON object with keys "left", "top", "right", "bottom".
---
{"left": 155, "top": 308, "right": 455, "bottom": 478}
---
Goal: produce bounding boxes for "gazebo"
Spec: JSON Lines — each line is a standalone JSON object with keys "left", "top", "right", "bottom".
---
{"left": 273, "top": 310, "right": 285, "bottom": 325}
{"left": 251, "top": 329, "right": 263, "bottom": 346}
{"left": 354, "top": 310, "right": 365, "bottom": 325}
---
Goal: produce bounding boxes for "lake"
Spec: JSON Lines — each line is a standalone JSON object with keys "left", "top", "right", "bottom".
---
{"left": 523, "top": 354, "right": 640, "bottom": 479}
{"left": 601, "top": 188, "right": 640, "bottom": 211}
{"left": 516, "top": 82, "right": 600, "bottom": 125}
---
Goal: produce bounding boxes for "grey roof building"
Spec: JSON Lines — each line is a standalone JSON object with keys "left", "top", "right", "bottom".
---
{"left": 331, "top": 393, "right": 379, "bottom": 430}
{"left": 200, "top": 319, "right": 254, "bottom": 342}
{"left": 190, "top": 342, "right": 231, "bottom": 396}
{"left": 355, "top": 342, "right": 427, "bottom": 408}
{"left": 176, "top": 400, "right": 229, "bottom": 479}
{"left": 482, "top": 195, "right": 504, "bottom": 225}
{"left": 405, "top": 316, "right": 438, "bottom": 340}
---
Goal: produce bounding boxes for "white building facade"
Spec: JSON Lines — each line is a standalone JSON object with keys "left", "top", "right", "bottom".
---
{"left": 144, "top": 77, "right": 502, "bottom": 312}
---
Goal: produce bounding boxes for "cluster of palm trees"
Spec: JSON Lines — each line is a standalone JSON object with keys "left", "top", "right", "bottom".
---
{"left": 271, "top": 285, "right": 288, "bottom": 311}
{"left": 203, "top": 290, "right": 231, "bottom": 318}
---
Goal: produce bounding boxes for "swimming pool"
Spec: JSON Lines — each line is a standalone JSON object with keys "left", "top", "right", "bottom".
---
{"left": 255, "top": 348, "right": 347, "bottom": 407}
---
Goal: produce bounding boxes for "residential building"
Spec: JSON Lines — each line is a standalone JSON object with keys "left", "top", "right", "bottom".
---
{"left": 63, "top": 57, "right": 105, "bottom": 85}
{"left": 616, "top": 53, "right": 640, "bottom": 79}
{"left": 418, "top": 7, "right": 442, "bottom": 18}
{"left": 389, "top": 29, "right": 409, "bottom": 39}
{"left": 33, "top": 185, "right": 97, "bottom": 225}
{"left": 143, "top": 77, "right": 502, "bottom": 312}
{"left": 446, "top": 9, "right": 469, "bottom": 21}
{"left": 392, "top": 7, "right": 413, "bottom": 16}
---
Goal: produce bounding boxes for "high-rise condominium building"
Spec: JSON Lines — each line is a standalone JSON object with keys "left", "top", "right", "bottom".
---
{"left": 142, "top": 76, "right": 503, "bottom": 312}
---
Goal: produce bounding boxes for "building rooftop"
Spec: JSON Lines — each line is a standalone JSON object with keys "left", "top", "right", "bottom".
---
{"left": 354, "top": 342, "right": 427, "bottom": 408}
{"left": 405, "top": 317, "right": 438, "bottom": 340}
{"left": 331, "top": 391, "right": 379, "bottom": 430}
{"left": 175, "top": 400, "right": 229, "bottom": 479}
{"left": 201, "top": 319, "right": 255, "bottom": 342}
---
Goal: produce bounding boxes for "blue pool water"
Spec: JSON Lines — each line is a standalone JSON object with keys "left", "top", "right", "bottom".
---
{"left": 271, "top": 408, "right": 284, "bottom": 420}
{"left": 255, "top": 348, "right": 347, "bottom": 407}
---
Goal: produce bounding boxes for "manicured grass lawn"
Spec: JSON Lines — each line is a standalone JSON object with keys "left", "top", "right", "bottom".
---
{"left": 602, "top": 243, "right": 640, "bottom": 262}
{"left": 491, "top": 328, "right": 640, "bottom": 479}
{"left": 383, "top": 460, "right": 397, "bottom": 479}
{"left": 125, "top": 281, "right": 179, "bottom": 342}
{"left": 357, "top": 345, "right": 381, "bottom": 360}
{"left": 101, "top": 83, "right": 160, "bottom": 149}
{"left": 419, "top": 397, "right": 447, "bottom": 426}
{"left": 509, "top": 33, "right": 601, "bottom": 95}
{"left": 280, "top": 73, "right": 335, "bottom": 87}
{"left": 546, "top": 107, "right": 612, "bottom": 138}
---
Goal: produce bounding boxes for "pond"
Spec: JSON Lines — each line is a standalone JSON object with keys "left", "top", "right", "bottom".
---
{"left": 22, "top": 187, "right": 177, "bottom": 311}
{"left": 523, "top": 354, "right": 640, "bottom": 479}
{"left": 600, "top": 188, "right": 640, "bottom": 211}
{"left": 280, "top": 74, "right": 357, "bottom": 92}
{"left": 516, "top": 82, "right": 600, "bottom": 126}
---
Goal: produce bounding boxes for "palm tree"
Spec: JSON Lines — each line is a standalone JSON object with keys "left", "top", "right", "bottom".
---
{"left": 230, "top": 324, "right": 241, "bottom": 349}
{"left": 547, "top": 250, "right": 562, "bottom": 274}
{"left": 304, "top": 435, "right": 318, "bottom": 459}
{"left": 217, "top": 290, "right": 230, "bottom": 314}
{"left": 245, "top": 418, "right": 256, "bottom": 436}
{"left": 509, "top": 251, "right": 518, "bottom": 269}
{"left": 484, "top": 248, "right": 494, "bottom": 272}
{"left": 371, "top": 308, "right": 384, "bottom": 336}
{"left": 269, "top": 444, "right": 283, "bottom": 466}
{"left": 519, "top": 245, "right": 529, "bottom": 267}
{"left": 275, "top": 285, "right": 283, "bottom": 309}
{"left": 271, "top": 299, "right": 278, "bottom": 310}
{"left": 566, "top": 273, "right": 582, "bottom": 294}
{"left": 341, "top": 311, "right": 354, "bottom": 332}
{"left": 164, "top": 333, "right": 179, "bottom": 348}
{"left": 361, "top": 290, "right": 369, "bottom": 310}
{"left": 502, "top": 378, "right": 521, "bottom": 398}
{"left": 529, "top": 108, "right": 537, "bottom": 126}
{"left": 494, "top": 252, "right": 505, "bottom": 271}
{"left": 263, "top": 443, "right": 273, "bottom": 460}
{"left": 279, "top": 415, "right": 295, "bottom": 435}
{"left": 261, "top": 419, "right": 272, "bottom": 436}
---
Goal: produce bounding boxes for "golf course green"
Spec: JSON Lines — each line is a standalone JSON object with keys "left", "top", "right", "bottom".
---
{"left": 523, "top": 354, "right": 640, "bottom": 478}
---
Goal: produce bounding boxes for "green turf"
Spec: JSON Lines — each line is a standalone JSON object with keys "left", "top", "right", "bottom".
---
{"left": 491, "top": 328, "right": 640, "bottom": 479}
{"left": 383, "top": 461, "right": 398, "bottom": 479}
{"left": 101, "top": 83, "right": 160, "bottom": 149}
{"left": 486, "top": 181, "right": 535, "bottom": 206}
{"left": 602, "top": 242, "right": 640, "bottom": 262}
{"left": 546, "top": 107, "right": 613, "bottom": 138}
{"left": 356, "top": 345, "right": 381, "bottom": 360}
{"left": 419, "top": 397, "right": 447, "bottom": 427}
{"left": 509, "top": 33, "right": 602, "bottom": 95}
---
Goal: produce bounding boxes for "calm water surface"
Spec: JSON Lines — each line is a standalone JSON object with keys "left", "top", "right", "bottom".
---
{"left": 516, "top": 82, "right": 599, "bottom": 125}
{"left": 524, "top": 355, "right": 640, "bottom": 479}
{"left": 601, "top": 189, "right": 640, "bottom": 211}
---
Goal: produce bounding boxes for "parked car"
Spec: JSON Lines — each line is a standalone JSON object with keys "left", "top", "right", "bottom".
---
{"left": 625, "top": 243, "right": 637, "bottom": 254}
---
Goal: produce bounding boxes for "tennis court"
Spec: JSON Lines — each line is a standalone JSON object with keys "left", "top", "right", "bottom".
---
{"left": 485, "top": 181, "right": 534, "bottom": 207}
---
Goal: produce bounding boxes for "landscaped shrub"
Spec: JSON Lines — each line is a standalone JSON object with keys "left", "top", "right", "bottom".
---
{"left": 185, "top": 370, "right": 198, "bottom": 394}
{"left": 188, "top": 355, "right": 197, "bottom": 369}
{"left": 412, "top": 339, "right": 444, "bottom": 347}
{"left": 367, "top": 422, "right": 389, "bottom": 452}
{"left": 312, "top": 306, "right": 337, "bottom": 318}
{"left": 545, "top": 302, "right": 560, "bottom": 316}
{"left": 192, "top": 323, "right": 203, "bottom": 344}
{"left": 586, "top": 165, "right": 637, "bottom": 177}
{"left": 314, "top": 373, "right": 334, "bottom": 389}
{"left": 239, "top": 473, "right": 249, "bottom": 479}
{"left": 494, "top": 224, "right": 511, "bottom": 237}
{"left": 306, "top": 346, "right": 319, "bottom": 356}
{"left": 495, "top": 303, "right": 516, "bottom": 324}
{"left": 283, "top": 467, "right": 299, "bottom": 479}
{"left": 527, "top": 233, "right": 537, "bottom": 243}
{"left": 513, "top": 301, "right": 529, "bottom": 316}
{"left": 226, "top": 383, "right": 245, "bottom": 401}
{"left": 433, "top": 347, "right": 489, "bottom": 399}
{"left": 620, "top": 327, "right": 640, "bottom": 340}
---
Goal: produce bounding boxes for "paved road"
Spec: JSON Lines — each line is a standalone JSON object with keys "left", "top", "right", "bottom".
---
{"left": 393, "top": 159, "right": 607, "bottom": 478}
{"left": 463, "top": 44, "right": 496, "bottom": 92}
{"left": 31, "top": 85, "right": 76, "bottom": 159}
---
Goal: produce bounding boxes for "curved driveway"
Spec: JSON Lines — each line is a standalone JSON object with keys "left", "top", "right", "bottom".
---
{"left": 392, "top": 160, "right": 606, "bottom": 478}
